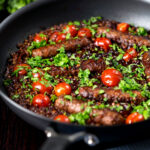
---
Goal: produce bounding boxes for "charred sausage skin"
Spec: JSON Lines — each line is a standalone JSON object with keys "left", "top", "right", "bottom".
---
{"left": 55, "top": 96, "right": 124, "bottom": 125}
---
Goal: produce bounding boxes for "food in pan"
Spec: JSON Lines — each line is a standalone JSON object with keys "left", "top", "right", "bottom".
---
{"left": 4, "top": 16, "right": 150, "bottom": 126}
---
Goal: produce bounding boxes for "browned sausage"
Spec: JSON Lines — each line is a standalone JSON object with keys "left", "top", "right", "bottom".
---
{"left": 142, "top": 52, "right": 150, "bottom": 82}
{"left": 97, "top": 27, "right": 150, "bottom": 47}
{"left": 79, "top": 87, "right": 146, "bottom": 104}
{"left": 81, "top": 58, "right": 106, "bottom": 73}
{"left": 46, "top": 58, "right": 105, "bottom": 77}
{"left": 32, "top": 37, "right": 91, "bottom": 58}
{"left": 54, "top": 97, "right": 124, "bottom": 125}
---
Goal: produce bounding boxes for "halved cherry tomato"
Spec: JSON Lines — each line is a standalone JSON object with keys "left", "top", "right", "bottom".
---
{"left": 34, "top": 34, "right": 47, "bottom": 43}
{"left": 54, "top": 115, "right": 70, "bottom": 123}
{"left": 63, "top": 25, "right": 77, "bottom": 37}
{"left": 54, "top": 82, "right": 71, "bottom": 96}
{"left": 126, "top": 112, "right": 144, "bottom": 124}
{"left": 117, "top": 23, "right": 129, "bottom": 32}
{"left": 95, "top": 37, "right": 112, "bottom": 52}
{"left": 32, "top": 72, "right": 41, "bottom": 79}
{"left": 123, "top": 48, "right": 137, "bottom": 62}
{"left": 56, "top": 33, "right": 66, "bottom": 42}
{"left": 123, "top": 53, "right": 132, "bottom": 62}
{"left": 32, "top": 68, "right": 44, "bottom": 79}
{"left": 78, "top": 28, "right": 92, "bottom": 38}
{"left": 50, "top": 32, "right": 60, "bottom": 42}
{"left": 32, "top": 81, "right": 52, "bottom": 94}
{"left": 127, "top": 48, "right": 137, "bottom": 58}
{"left": 101, "top": 69, "right": 123, "bottom": 87}
{"left": 14, "top": 64, "right": 31, "bottom": 75}
{"left": 32, "top": 94, "right": 50, "bottom": 107}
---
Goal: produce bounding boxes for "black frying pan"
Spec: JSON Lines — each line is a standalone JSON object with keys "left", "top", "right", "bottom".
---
{"left": 1, "top": 0, "right": 150, "bottom": 149}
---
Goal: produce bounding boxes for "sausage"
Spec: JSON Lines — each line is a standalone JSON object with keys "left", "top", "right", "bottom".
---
{"left": 47, "top": 58, "right": 105, "bottom": 77}
{"left": 79, "top": 87, "right": 146, "bottom": 104}
{"left": 54, "top": 97, "right": 124, "bottom": 125}
{"left": 142, "top": 52, "right": 150, "bottom": 82}
{"left": 32, "top": 37, "right": 91, "bottom": 58}
{"left": 81, "top": 59, "right": 106, "bottom": 73}
{"left": 97, "top": 27, "right": 150, "bottom": 47}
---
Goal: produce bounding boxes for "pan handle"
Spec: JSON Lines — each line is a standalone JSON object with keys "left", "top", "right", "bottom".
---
{"left": 40, "top": 127, "right": 100, "bottom": 150}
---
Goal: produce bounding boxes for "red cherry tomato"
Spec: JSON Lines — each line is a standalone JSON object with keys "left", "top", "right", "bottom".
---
{"left": 14, "top": 64, "right": 31, "bottom": 75}
{"left": 123, "top": 48, "right": 137, "bottom": 62}
{"left": 127, "top": 48, "right": 137, "bottom": 58}
{"left": 54, "top": 115, "right": 70, "bottom": 123}
{"left": 63, "top": 25, "right": 77, "bottom": 37}
{"left": 95, "top": 37, "right": 112, "bottom": 52}
{"left": 56, "top": 33, "right": 66, "bottom": 42}
{"left": 32, "top": 68, "right": 44, "bottom": 79}
{"left": 32, "top": 72, "right": 41, "bottom": 79}
{"left": 117, "top": 23, "right": 129, "bottom": 32}
{"left": 123, "top": 53, "right": 132, "bottom": 62}
{"left": 32, "top": 81, "right": 52, "bottom": 94}
{"left": 55, "top": 82, "right": 72, "bottom": 96}
{"left": 101, "top": 69, "right": 123, "bottom": 87}
{"left": 78, "top": 28, "right": 92, "bottom": 38}
{"left": 50, "top": 32, "right": 60, "bottom": 42}
{"left": 32, "top": 94, "right": 50, "bottom": 107}
{"left": 34, "top": 34, "right": 47, "bottom": 43}
{"left": 126, "top": 112, "right": 144, "bottom": 124}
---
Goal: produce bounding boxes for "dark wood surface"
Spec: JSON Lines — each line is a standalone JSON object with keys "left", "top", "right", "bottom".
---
{"left": 0, "top": 99, "right": 46, "bottom": 150}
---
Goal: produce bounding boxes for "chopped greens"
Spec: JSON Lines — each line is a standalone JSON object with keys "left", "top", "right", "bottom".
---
{"left": 69, "top": 106, "right": 92, "bottom": 125}
{"left": 78, "top": 69, "right": 99, "bottom": 87}
{"left": 27, "top": 56, "right": 52, "bottom": 68}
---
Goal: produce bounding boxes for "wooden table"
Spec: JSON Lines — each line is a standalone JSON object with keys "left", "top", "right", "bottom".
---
{"left": 0, "top": 99, "right": 46, "bottom": 150}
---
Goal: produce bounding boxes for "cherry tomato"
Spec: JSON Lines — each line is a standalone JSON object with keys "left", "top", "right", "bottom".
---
{"left": 32, "top": 69, "right": 44, "bottom": 79}
{"left": 78, "top": 28, "right": 92, "bottom": 38}
{"left": 127, "top": 48, "right": 137, "bottom": 58}
{"left": 32, "top": 81, "right": 52, "bottom": 94}
{"left": 14, "top": 64, "right": 31, "bottom": 75}
{"left": 117, "top": 23, "right": 129, "bottom": 32}
{"left": 95, "top": 37, "right": 112, "bottom": 52}
{"left": 32, "top": 94, "right": 50, "bottom": 107}
{"left": 123, "top": 48, "right": 137, "bottom": 62}
{"left": 50, "top": 32, "right": 60, "bottom": 42}
{"left": 101, "top": 69, "right": 123, "bottom": 87}
{"left": 126, "top": 112, "right": 144, "bottom": 124}
{"left": 32, "top": 72, "right": 41, "bottom": 79}
{"left": 63, "top": 25, "right": 77, "bottom": 37}
{"left": 55, "top": 82, "right": 72, "bottom": 96}
{"left": 54, "top": 115, "right": 70, "bottom": 123}
{"left": 123, "top": 53, "right": 132, "bottom": 62}
{"left": 56, "top": 33, "right": 66, "bottom": 42}
{"left": 34, "top": 34, "right": 47, "bottom": 43}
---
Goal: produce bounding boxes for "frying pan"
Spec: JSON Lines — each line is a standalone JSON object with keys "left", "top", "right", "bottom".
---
{"left": 1, "top": 0, "right": 150, "bottom": 149}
